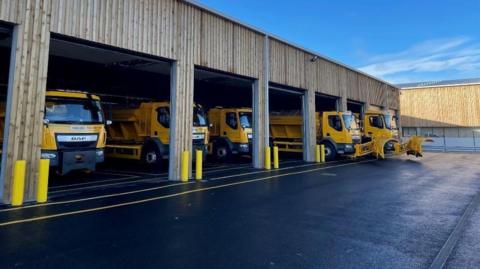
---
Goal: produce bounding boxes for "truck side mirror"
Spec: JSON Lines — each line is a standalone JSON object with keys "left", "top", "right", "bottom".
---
{"left": 43, "top": 119, "right": 50, "bottom": 125}
{"left": 106, "top": 120, "right": 112, "bottom": 126}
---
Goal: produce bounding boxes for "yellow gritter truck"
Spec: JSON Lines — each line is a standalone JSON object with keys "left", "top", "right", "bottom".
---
{"left": 28, "top": 90, "right": 107, "bottom": 175}
{"left": 105, "top": 102, "right": 209, "bottom": 166}
{"left": 269, "top": 111, "right": 362, "bottom": 161}
{"left": 207, "top": 107, "right": 253, "bottom": 160}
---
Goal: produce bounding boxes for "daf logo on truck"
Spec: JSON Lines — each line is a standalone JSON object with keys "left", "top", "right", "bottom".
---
{"left": 57, "top": 135, "right": 98, "bottom": 142}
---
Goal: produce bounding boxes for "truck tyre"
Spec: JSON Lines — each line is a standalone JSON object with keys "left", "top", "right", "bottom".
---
{"left": 142, "top": 145, "right": 162, "bottom": 167}
{"left": 322, "top": 142, "right": 337, "bottom": 162}
{"left": 214, "top": 142, "right": 231, "bottom": 161}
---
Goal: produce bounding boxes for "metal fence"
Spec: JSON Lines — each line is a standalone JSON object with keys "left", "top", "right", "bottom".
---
{"left": 402, "top": 127, "right": 480, "bottom": 152}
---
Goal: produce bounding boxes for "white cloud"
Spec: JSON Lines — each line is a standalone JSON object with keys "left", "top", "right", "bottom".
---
{"left": 358, "top": 37, "right": 480, "bottom": 83}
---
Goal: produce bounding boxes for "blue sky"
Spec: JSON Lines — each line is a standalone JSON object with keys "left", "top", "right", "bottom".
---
{"left": 196, "top": 0, "right": 480, "bottom": 84}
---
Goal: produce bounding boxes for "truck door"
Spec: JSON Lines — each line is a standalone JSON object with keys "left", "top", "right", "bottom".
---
{"left": 222, "top": 111, "right": 240, "bottom": 143}
{"left": 323, "top": 113, "right": 347, "bottom": 143}
{"left": 365, "top": 114, "right": 385, "bottom": 138}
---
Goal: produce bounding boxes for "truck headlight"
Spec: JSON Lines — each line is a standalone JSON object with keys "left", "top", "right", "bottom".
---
{"left": 345, "top": 144, "right": 353, "bottom": 149}
{"left": 41, "top": 153, "right": 57, "bottom": 159}
{"left": 96, "top": 149, "right": 104, "bottom": 157}
{"left": 239, "top": 144, "right": 249, "bottom": 152}
{"left": 192, "top": 133, "right": 205, "bottom": 140}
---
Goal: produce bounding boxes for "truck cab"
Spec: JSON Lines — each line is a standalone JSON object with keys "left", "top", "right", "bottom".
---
{"left": 319, "top": 111, "right": 362, "bottom": 160}
{"left": 41, "top": 90, "right": 107, "bottom": 174}
{"left": 207, "top": 107, "right": 253, "bottom": 160}
{"left": 106, "top": 102, "right": 209, "bottom": 166}
{"left": 363, "top": 110, "right": 399, "bottom": 140}
{"left": 362, "top": 110, "right": 400, "bottom": 152}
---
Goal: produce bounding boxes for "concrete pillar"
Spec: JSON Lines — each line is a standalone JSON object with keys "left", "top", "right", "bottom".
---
{"left": 0, "top": 0, "right": 52, "bottom": 203}
{"left": 252, "top": 35, "right": 269, "bottom": 169}
{"left": 303, "top": 89, "right": 316, "bottom": 162}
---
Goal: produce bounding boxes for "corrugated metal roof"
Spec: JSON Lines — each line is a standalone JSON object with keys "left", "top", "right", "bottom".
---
{"left": 398, "top": 78, "right": 480, "bottom": 89}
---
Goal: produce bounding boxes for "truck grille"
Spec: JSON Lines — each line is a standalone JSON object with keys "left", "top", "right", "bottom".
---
{"left": 57, "top": 141, "right": 98, "bottom": 149}
{"left": 193, "top": 138, "right": 204, "bottom": 145}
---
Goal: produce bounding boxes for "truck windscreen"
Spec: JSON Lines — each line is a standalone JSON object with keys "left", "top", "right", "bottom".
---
{"left": 45, "top": 98, "right": 104, "bottom": 124}
{"left": 239, "top": 112, "right": 252, "bottom": 128}
{"left": 342, "top": 114, "right": 359, "bottom": 130}
{"left": 193, "top": 107, "right": 207, "bottom": 127}
{"left": 384, "top": 115, "right": 398, "bottom": 130}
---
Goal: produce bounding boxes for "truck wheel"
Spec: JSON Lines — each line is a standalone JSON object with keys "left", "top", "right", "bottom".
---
{"left": 142, "top": 146, "right": 161, "bottom": 166}
{"left": 323, "top": 143, "right": 336, "bottom": 162}
{"left": 214, "top": 143, "right": 231, "bottom": 161}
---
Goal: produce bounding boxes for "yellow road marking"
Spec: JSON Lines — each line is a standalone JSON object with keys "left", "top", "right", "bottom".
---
{"left": 51, "top": 160, "right": 304, "bottom": 193}
{"left": 49, "top": 161, "right": 339, "bottom": 195}
{"left": 208, "top": 160, "right": 344, "bottom": 181}
{"left": 0, "top": 160, "right": 374, "bottom": 227}
{"left": 0, "top": 160, "right": 349, "bottom": 213}
{"left": 49, "top": 175, "right": 140, "bottom": 190}
{"left": 0, "top": 182, "right": 190, "bottom": 213}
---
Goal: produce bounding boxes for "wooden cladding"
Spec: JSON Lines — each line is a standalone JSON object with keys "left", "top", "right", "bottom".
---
{"left": 2, "top": 0, "right": 51, "bottom": 202}
{"left": 198, "top": 12, "right": 264, "bottom": 78}
{"left": 401, "top": 85, "right": 480, "bottom": 127}
{"left": 0, "top": 0, "right": 24, "bottom": 24}
{"left": 269, "top": 39, "right": 397, "bottom": 109}
{"left": 50, "top": 0, "right": 178, "bottom": 59}
{"left": 0, "top": 0, "right": 398, "bottom": 108}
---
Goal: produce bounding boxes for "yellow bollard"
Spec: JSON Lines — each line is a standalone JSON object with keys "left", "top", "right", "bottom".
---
{"left": 181, "top": 151, "right": 189, "bottom": 182}
{"left": 37, "top": 159, "right": 50, "bottom": 203}
{"left": 273, "top": 146, "right": 279, "bottom": 169}
{"left": 195, "top": 150, "right": 202, "bottom": 181}
{"left": 320, "top": 144, "right": 326, "bottom": 163}
{"left": 265, "top": 147, "right": 271, "bottom": 170}
{"left": 11, "top": 160, "right": 26, "bottom": 206}
{"left": 315, "top": 145, "right": 321, "bottom": 163}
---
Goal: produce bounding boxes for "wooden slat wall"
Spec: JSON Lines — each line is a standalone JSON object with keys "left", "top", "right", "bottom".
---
{"left": 400, "top": 85, "right": 480, "bottom": 127}
{"left": 197, "top": 12, "right": 264, "bottom": 78}
{"left": 387, "top": 85, "right": 399, "bottom": 109}
{"left": 50, "top": 0, "right": 177, "bottom": 59}
{"left": 0, "top": 0, "right": 25, "bottom": 24}
{"left": 269, "top": 38, "right": 399, "bottom": 109}
{"left": 2, "top": 0, "right": 51, "bottom": 203}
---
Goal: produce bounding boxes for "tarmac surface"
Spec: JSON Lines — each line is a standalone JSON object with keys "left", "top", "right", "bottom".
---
{"left": 0, "top": 152, "right": 479, "bottom": 268}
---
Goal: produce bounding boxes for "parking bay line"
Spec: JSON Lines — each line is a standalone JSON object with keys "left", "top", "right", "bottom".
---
{"left": 49, "top": 174, "right": 141, "bottom": 191}
{"left": 0, "top": 160, "right": 374, "bottom": 226}
{"left": 49, "top": 160, "right": 308, "bottom": 194}
{"left": 0, "top": 159, "right": 357, "bottom": 214}
{"left": 99, "top": 160, "right": 302, "bottom": 177}
{"left": 1, "top": 161, "right": 324, "bottom": 213}
{"left": 48, "top": 176, "right": 170, "bottom": 195}
{"left": 49, "top": 161, "right": 332, "bottom": 195}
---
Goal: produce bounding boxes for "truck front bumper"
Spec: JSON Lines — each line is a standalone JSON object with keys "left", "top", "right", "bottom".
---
{"left": 336, "top": 143, "right": 355, "bottom": 155}
{"left": 232, "top": 143, "right": 252, "bottom": 155}
{"left": 41, "top": 149, "right": 104, "bottom": 175}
